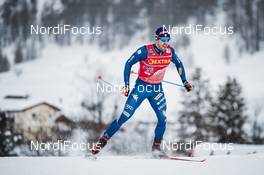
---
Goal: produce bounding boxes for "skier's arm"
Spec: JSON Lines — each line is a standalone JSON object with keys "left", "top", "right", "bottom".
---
{"left": 171, "top": 48, "right": 187, "bottom": 83}
{"left": 124, "top": 46, "right": 147, "bottom": 87}
{"left": 171, "top": 48, "right": 192, "bottom": 92}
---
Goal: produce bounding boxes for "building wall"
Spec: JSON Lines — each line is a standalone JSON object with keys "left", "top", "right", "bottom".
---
{"left": 12, "top": 104, "right": 60, "bottom": 142}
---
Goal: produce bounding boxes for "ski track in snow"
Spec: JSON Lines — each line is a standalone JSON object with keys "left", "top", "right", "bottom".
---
{"left": 0, "top": 154, "right": 263, "bottom": 175}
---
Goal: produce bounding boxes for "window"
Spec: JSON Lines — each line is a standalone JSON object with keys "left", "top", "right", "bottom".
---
{"left": 32, "top": 113, "right": 36, "bottom": 119}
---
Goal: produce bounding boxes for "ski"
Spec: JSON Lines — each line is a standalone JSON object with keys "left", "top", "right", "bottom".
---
{"left": 151, "top": 151, "right": 206, "bottom": 162}
{"left": 84, "top": 152, "right": 206, "bottom": 162}
{"left": 164, "top": 156, "right": 206, "bottom": 162}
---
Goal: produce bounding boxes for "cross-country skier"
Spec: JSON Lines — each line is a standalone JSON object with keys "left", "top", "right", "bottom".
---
{"left": 92, "top": 26, "right": 193, "bottom": 157}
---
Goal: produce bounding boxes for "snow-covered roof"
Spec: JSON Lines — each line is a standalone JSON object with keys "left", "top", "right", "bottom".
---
{"left": 0, "top": 97, "right": 61, "bottom": 112}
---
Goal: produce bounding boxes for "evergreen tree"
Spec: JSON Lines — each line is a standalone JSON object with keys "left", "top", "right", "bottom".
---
{"left": 0, "top": 112, "right": 20, "bottom": 156}
{"left": 223, "top": 0, "right": 264, "bottom": 53}
{"left": 208, "top": 77, "right": 248, "bottom": 143}
{"left": 251, "top": 118, "right": 264, "bottom": 144}
{"left": 0, "top": 48, "right": 10, "bottom": 73}
{"left": 251, "top": 105, "right": 264, "bottom": 144}
{"left": 178, "top": 68, "right": 212, "bottom": 142}
{"left": 14, "top": 43, "right": 23, "bottom": 64}
{"left": 1, "top": 0, "right": 37, "bottom": 42}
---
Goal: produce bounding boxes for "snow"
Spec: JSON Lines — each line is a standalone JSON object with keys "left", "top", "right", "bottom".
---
{"left": 0, "top": 44, "right": 111, "bottom": 118}
{"left": 0, "top": 98, "right": 60, "bottom": 112}
{"left": 0, "top": 154, "right": 263, "bottom": 175}
{"left": 187, "top": 33, "right": 264, "bottom": 100}
{"left": 0, "top": 0, "right": 5, "bottom": 7}
{"left": 193, "top": 143, "right": 264, "bottom": 156}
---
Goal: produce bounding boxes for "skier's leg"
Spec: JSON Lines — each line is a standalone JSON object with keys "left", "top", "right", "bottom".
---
{"left": 148, "top": 91, "right": 168, "bottom": 157}
{"left": 92, "top": 82, "right": 148, "bottom": 155}
{"left": 103, "top": 87, "right": 146, "bottom": 138}
{"left": 148, "top": 91, "right": 167, "bottom": 142}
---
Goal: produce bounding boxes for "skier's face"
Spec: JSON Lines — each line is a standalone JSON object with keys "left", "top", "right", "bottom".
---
{"left": 156, "top": 39, "right": 169, "bottom": 51}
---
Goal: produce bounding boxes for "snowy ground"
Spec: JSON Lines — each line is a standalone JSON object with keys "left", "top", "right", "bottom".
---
{"left": 0, "top": 154, "right": 263, "bottom": 175}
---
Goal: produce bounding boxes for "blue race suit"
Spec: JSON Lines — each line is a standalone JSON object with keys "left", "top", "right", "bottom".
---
{"left": 103, "top": 44, "right": 187, "bottom": 141}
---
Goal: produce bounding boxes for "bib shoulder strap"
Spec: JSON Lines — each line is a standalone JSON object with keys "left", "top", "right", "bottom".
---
{"left": 146, "top": 44, "right": 154, "bottom": 52}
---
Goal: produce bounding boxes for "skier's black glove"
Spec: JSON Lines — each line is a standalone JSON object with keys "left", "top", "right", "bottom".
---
{"left": 183, "top": 81, "right": 193, "bottom": 92}
{"left": 121, "top": 85, "right": 130, "bottom": 97}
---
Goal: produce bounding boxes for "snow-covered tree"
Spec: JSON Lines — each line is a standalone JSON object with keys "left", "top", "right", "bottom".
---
{"left": 251, "top": 118, "right": 264, "bottom": 144}
{"left": 251, "top": 105, "right": 264, "bottom": 144}
{"left": 208, "top": 77, "right": 248, "bottom": 143}
{"left": 178, "top": 68, "right": 212, "bottom": 142}
{"left": 223, "top": 0, "right": 264, "bottom": 53}
{"left": 14, "top": 42, "right": 23, "bottom": 64}
{"left": 0, "top": 48, "right": 10, "bottom": 73}
{"left": 0, "top": 112, "right": 21, "bottom": 156}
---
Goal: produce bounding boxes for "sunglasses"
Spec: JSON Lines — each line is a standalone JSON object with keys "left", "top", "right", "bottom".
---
{"left": 159, "top": 37, "right": 171, "bottom": 42}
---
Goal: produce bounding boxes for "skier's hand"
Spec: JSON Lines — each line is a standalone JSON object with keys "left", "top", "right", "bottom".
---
{"left": 183, "top": 81, "right": 193, "bottom": 92}
{"left": 121, "top": 86, "right": 130, "bottom": 97}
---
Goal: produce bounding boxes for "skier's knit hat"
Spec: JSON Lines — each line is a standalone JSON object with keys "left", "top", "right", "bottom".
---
{"left": 155, "top": 26, "right": 170, "bottom": 41}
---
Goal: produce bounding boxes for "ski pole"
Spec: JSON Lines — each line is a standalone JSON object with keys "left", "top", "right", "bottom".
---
{"left": 97, "top": 76, "right": 127, "bottom": 96}
{"left": 97, "top": 75, "right": 115, "bottom": 87}
{"left": 130, "top": 70, "right": 185, "bottom": 88}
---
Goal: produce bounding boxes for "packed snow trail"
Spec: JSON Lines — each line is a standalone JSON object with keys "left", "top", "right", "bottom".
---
{"left": 1, "top": 154, "right": 263, "bottom": 175}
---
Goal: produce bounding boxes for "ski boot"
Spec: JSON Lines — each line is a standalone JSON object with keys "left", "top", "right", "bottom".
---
{"left": 92, "top": 135, "right": 109, "bottom": 155}
{"left": 152, "top": 138, "right": 168, "bottom": 158}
